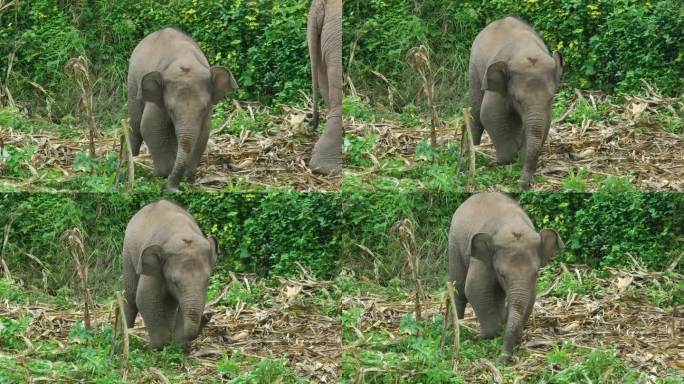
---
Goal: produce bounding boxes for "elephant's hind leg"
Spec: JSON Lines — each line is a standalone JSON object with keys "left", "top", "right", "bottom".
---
{"left": 468, "top": 65, "right": 485, "bottom": 145}
{"left": 123, "top": 255, "right": 139, "bottom": 328}
{"left": 127, "top": 80, "right": 144, "bottom": 156}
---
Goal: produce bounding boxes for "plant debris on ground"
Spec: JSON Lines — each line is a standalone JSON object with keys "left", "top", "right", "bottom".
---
{"left": 344, "top": 89, "right": 684, "bottom": 192}
{"left": 341, "top": 265, "right": 683, "bottom": 383}
{"left": 0, "top": 272, "right": 341, "bottom": 383}
{"left": 0, "top": 103, "right": 340, "bottom": 192}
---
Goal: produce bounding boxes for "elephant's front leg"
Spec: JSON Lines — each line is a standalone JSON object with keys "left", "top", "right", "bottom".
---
{"left": 140, "top": 103, "right": 176, "bottom": 178}
{"left": 481, "top": 92, "right": 521, "bottom": 166}
{"left": 184, "top": 123, "right": 210, "bottom": 183}
{"left": 136, "top": 277, "right": 174, "bottom": 349}
{"left": 465, "top": 264, "right": 506, "bottom": 339}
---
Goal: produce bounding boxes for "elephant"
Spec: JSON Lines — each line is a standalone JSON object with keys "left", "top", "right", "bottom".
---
{"left": 127, "top": 27, "right": 238, "bottom": 192}
{"left": 123, "top": 199, "right": 219, "bottom": 351}
{"left": 468, "top": 17, "right": 563, "bottom": 189}
{"left": 307, "top": 0, "right": 343, "bottom": 176}
{"left": 447, "top": 192, "right": 564, "bottom": 361}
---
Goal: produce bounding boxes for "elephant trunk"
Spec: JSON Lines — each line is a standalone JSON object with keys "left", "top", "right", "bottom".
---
{"left": 520, "top": 108, "right": 550, "bottom": 189}
{"left": 502, "top": 282, "right": 535, "bottom": 356}
{"left": 180, "top": 296, "right": 205, "bottom": 342}
{"left": 167, "top": 120, "right": 198, "bottom": 191}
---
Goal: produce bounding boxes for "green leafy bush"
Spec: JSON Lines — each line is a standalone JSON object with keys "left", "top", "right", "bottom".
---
{"left": 344, "top": 0, "right": 684, "bottom": 111}
{"left": 342, "top": 192, "right": 683, "bottom": 285}
{"left": 0, "top": 192, "right": 343, "bottom": 293}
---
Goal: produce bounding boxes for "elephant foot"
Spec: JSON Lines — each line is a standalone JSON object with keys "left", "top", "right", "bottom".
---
{"left": 164, "top": 184, "right": 181, "bottom": 193}
{"left": 309, "top": 140, "right": 342, "bottom": 176}
{"left": 497, "top": 353, "right": 516, "bottom": 365}
{"left": 517, "top": 178, "right": 532, "bottom": 190}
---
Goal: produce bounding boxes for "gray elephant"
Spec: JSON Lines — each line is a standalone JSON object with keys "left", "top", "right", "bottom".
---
{"left": 469, "top": 17, "right": 563, "bottom": 189}
{"left": 127, "top": 27, "right": 238, "bottom": 192}
{"left": 307, "top": 0, "right": 343, "bottom": 176}
{"left": 448, "top": 192, "right": 564, "bottom": 361}
{"left": 123, "top": 199, "right": 219, "bottom": 350}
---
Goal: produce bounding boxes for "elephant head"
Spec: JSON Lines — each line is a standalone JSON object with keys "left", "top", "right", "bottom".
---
{"left": 136, "top": 235, "right": 219, "bottom": 343}
{"left": 470, "top": 228, "right": 564, "bottom": 358}
{"left": 138, "top": 66, "right": 237, "bottom": 191}
{"left": 482, "top": 52, "right": 563, "bottom": 189}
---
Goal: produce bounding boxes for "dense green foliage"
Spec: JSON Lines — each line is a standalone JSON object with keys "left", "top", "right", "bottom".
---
{"left": 0, "top": 192, "right": 343, "bottom": 293}
{"left": 1, "top": 0, "right": 683, "bottom": 121}
{"left": 2, "top": 192, "right": 680, "bottom": 295}
{"left": 347, "top": 0, "right": 684, "bottom": 111}
{"left": 342, "top": 192, "right": 683, "bottom": 285}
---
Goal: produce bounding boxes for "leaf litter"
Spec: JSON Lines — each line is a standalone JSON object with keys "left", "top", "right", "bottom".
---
{"left": 0, "top": 272, "right": 341, "bottom": 383}
{"left": 342, "top": 265, "right": 683, "bottom": 382}
{"left": 346, "top": 88, "right": 684, "bottom": 191}
{"left": 0, "top": 103, "right": 340, "bottom": 191}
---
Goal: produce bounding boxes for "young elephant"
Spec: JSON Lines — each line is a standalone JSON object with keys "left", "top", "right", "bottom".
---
{"left": 448, "top": 192, "right": 564, "bottom": 361}
{"left": 123, "top": 200, "right": 219, "bottom": 350}
{"left": 127, "top": 27, "right": 238, "bottom": 192}
{"left": 469, "top": 17, "right": 563, "bottom": 189}
{"left": 307, "top": 0, "right": 343, "bottom": 176}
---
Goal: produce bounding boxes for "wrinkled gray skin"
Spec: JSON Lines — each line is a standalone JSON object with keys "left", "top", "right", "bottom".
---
{"left": 127, "top": 28, "right": 238, "bottom": 192}
{"left": 307, "top": 0, "right": 343, "bottom": 176}
{"left": 123, "top": 200, "right": 218, "bottom": 351}
{"left": 469, "top": 17, "right": 563, "bottom": 189}
{"left": 448, "top": 192, "right": 564, "bottom": 361}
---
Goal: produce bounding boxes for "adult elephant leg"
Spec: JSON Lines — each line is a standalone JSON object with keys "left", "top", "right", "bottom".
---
{"left": 481, "top": 92, "right": 519, "bottom": 165}
{"left": 140, "top": 103, "right": 176, "bottom": 177}
{"left": 307, "top": 0, "right": 325, "bottom": 129}
{"left": 309, "top": 0, "right": 343, "bottom": 176}
{"left": 136, "top": 276, "right": 172, "bottom": 349}
{"left": 468, "top": 66, "right": 485, "bottom": 145}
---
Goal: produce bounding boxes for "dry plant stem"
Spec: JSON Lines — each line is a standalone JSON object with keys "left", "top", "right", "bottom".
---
{"left": 113, "top": 132, "right": 125, "bottom": 188}
{"left": 1, "top": 217, "right": 15, "bottom": 279}
{"left": 446, "top": 281, "right": 460, "bottom": 362}
{"left": 462, "top": 108, "right": 477, "bottom": 192}
{"left": 59, "top": 228, "right": 92, "bottom": 330}
{"left": 409, "top": 45, "right": 438, "bottom": 148}
{"left": 440, "top": 292, "right": 450, "bottom": 352}
{"left": 122, "top": 120, "right": 135, "bottom": 191}
{"left": 65, "top": 57, "right": 97, "bottom": 158}
{"left": 115, "top": 291, "right": 130, "bottom": 377}
{"left": 395, "top": 218, "right": 424, "bottom": 322}
{"left": 110, "top": 301, "right": 120, "bottom": 360}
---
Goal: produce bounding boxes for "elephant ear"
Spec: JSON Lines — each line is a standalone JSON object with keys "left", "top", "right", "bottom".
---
{"left": 552, "top": 51, "right": 564, "bottom": 85}
{"left": 470, "top": 232, "right": 494, "bottom": 265}
{"left": 137, "top": 244, "right": 164, "bottom": 278}
{"left": 482, "top": 61, "right": 508, "bottom": 94}
{"left": 207, "top": 235, "right": 219, "bottom": 268}
{"left": 138, "top": 71, "right": 164, "bottom": 105}
{"left": 538, "top": 228, "right": 564, "bottom": 266}
{"left": 210, "top": 66, "right": 238, "bottom": 104}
